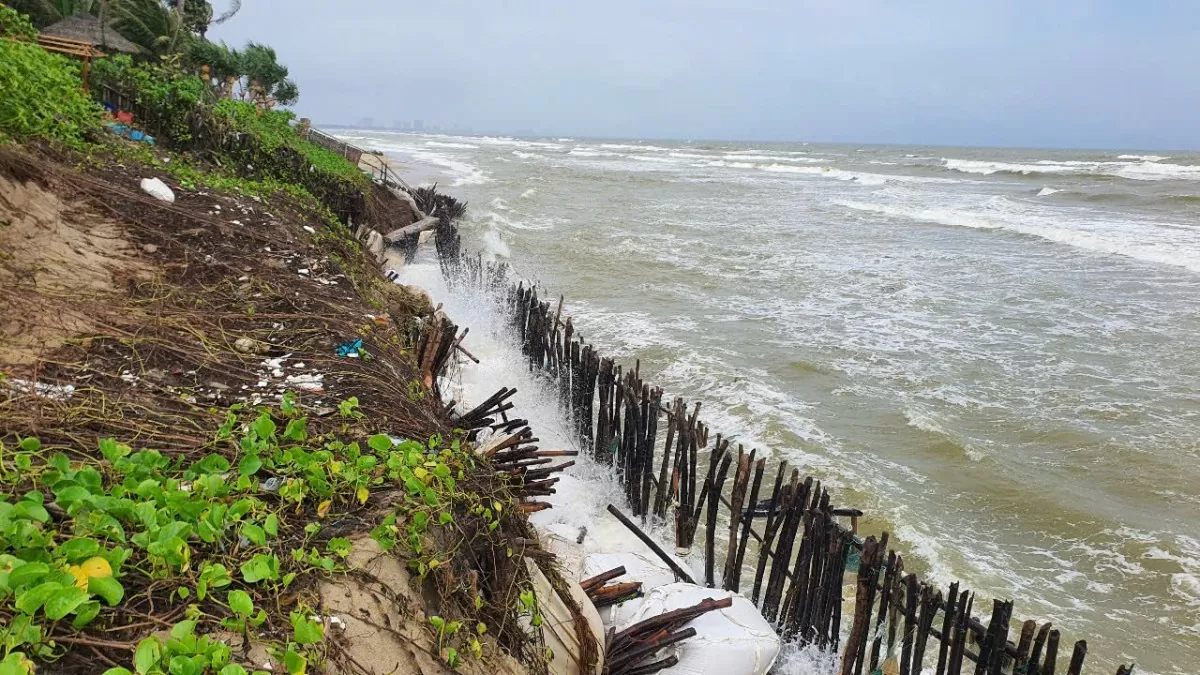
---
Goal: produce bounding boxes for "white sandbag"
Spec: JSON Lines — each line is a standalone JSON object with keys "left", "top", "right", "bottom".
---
{"left": 619, "top": 583, "right": 780, "bottom": 675}
{"left": 580, "top": 550, "right": 678, "bottom": 594}
{"left": 540, "top": 522, "right": 587, "bottom": 576}
{"left": 525, "top": 558, "right": 604, "bottom": 675}
{"left": 140, "top": 177, "right": 175, "bottom": 203}
{"left": 598, "top": 594, "right": 644, "bottom": 629}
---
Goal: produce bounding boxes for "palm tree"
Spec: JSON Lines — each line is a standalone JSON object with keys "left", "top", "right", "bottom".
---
{"left": 109, "top": 0, "right": 182, "bottom": 55}
{"left": 241, "top": 42, "right": 297, "bottom": 107}
{"left": 7, "top": 0, "right": 98, "bottom": 27}
{"left": 186, "top": 38, "right": 241, "bottom": 97}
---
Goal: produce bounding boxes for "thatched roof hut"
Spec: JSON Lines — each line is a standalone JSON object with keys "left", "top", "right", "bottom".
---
{"left": 39, "top": 15, "right": 140, "bottom": 54}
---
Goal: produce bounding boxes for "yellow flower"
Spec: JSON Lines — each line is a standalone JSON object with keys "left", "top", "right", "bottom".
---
{"left": 68, "top": 556, "right": 113, "bottom": 588}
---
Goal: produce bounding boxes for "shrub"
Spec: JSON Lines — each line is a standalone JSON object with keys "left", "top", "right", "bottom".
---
{"left": 0, "top": 27, "right": 103, "bottom": 146}
{"left": 210, "top": 99, "right": 366, "bottom": 186}
{"left": 0, "top": 5, "right": 38, "bottom": 40}
{"left": 89, "top": 55, "right": 207, "bottom": 141}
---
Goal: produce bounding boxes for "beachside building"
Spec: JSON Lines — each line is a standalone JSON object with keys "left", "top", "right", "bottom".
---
{"left": 38, "top": 15, "right": 140, "bottom": 55}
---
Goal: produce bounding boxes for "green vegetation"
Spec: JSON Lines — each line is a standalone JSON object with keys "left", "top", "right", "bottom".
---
{"left": 0, "top": 398, "right": 506, "bottom": 674}
{"left": 0, "top": 6, "right": 360, "bottom": 216}
{"left": 209, "top": 100, "right": 366, "bottom": 186}
{"left": 0, "top": 6, "right": 103, "bottom": 147}
{"left": 89, "top": 54, "right": 207, "bottom": 140}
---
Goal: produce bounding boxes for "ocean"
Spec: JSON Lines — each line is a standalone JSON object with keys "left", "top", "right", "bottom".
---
{"left": 336, "top": 130, "right": 1200, "bottom": 674}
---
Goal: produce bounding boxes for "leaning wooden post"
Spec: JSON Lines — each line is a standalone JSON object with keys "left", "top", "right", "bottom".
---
{"left": 607, "top": 504, "right": 695, "bottom": 584}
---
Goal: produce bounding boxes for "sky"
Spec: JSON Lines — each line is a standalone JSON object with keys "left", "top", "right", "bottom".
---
{"left": 209, "top": 1, "right": 1200, "bottom": 149}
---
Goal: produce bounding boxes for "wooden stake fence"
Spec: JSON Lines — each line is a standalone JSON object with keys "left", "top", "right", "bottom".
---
{"left": 428, "top": 225, "right": 1134, "bottom": 675}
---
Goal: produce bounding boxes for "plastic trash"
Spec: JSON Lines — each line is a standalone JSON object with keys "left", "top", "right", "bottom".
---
{"left": 140, "top": 177, "right": 175, "bottom": 203}
{"left": 617, "top": 583, "right": 780, "bottom": 675}
{"left": 335, "top": 338, "right": 364, "bottom": 357}
{"left": 3, "top": 378, "right": 75, "bottom": 401}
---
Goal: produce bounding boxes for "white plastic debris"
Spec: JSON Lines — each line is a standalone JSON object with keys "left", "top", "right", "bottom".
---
{"left": 3, "top": 378, "right": 75, "bottom": 401}
{"left": 302, "top": 226, "right": 316, "bottom": 234}
{"left": 140, "top": 177, "right": 175, "bottom": 203}
{"left": 285, "top": 373, "right": 324, "bottom": 391}
{"left": 618, "top": 583, "right": 780, "bottom": 675}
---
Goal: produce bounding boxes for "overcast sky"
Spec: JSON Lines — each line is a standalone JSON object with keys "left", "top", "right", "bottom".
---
{"left": 209, "top": 1, "right": 1200, "bottom": 149}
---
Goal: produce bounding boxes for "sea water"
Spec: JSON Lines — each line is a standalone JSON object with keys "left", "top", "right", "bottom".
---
{"left": 359, "top": 130, "right": 1200, "bottom": 674}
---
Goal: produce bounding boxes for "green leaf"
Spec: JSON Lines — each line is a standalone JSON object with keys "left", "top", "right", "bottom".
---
{"left": 327, "top": 537, "right": 351, "bottom": 558}
{"left": 58, "top": 538, "right": 101, "bottom": 562}
{"left": 169, "top": 620, "right": 196, "bottom": 639}
{"left": 264, "top": 513, "right": 279, "bottom": 537}
{"left": 219, "top": 666, "right": 248, "bottom": 675}
{"left": 283, "top": 647, "right": 307, "bottom": 675}
{"left": 227, "top": 589, "right": 253, "bottom": 616}
{"left": 367, "top": 434, "right": 393, "bottom": 453}
{"left": 240, "top": 553, "right": 280, "bottom": 583}
{"left": 251, "top": 414, "right": 276, "bottom": 439}
{"left": 135, "top": 638, "right": 162, "bottom": 674}
{"left": 18, "top": 437, "right": 40, "bottom": 453}
{"left": 15, "top": 581, "right": 62, "bottom": 614}
{"left": 290, "top": 611, "right": 324, "bottom": 644}
{"left": 13, "top": 501, "right": 49, "bottom": 523}
{"left": 242, "top": 523, "right": 266, "bottom": 547}
{"left": 8, "top": 562, "right": 50, "bottom": 589}
{"left": 168, "top": 655, "right": 198, "bottom": 675}
{"left": 89, "top": 576, "right": 124, "bottom": 605}
{"left": 72, "top": 600, "right": 101, "bottom": 628}
{"left": 283, "top": 418, "right": 307, "bottom": 442}
{"left": 44, "top": 585, "right": 88, "bottom": 619}
{"left": 238, "top": 454, "right": 262, "bottom": 477}
{"left": 103, "top": 669, "right": 134, "bottom": 675}
{"left": 99, "top": 438, "right": 131, "bottom": 463}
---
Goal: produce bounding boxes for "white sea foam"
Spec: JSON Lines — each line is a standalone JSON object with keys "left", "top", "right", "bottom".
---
{"left": 772, "top": 641, "right": 838, "bottom": 675}
{"left": 519, "top": 188, "right": 537, "bottom": 198}
{"left": 1118, "top": 154, "right": 1170, "bottom": 162}
{"left": 722, "top": 153, "right": 822, "bottom": 163}
{"left": 424, "top": 141, "right": 479, "bottom": 149}
{"left": 598, "top": 143, "right": 673, "bottom": 152}
{"left": 837, "top": 197, "right": 1200, "bottom": 273}
{"left": 1037, "top": 187, "right": 1061, "bottom": 196}
{"left": 394, "top": 259, "right": 698, "bottom": 597}
{"left": 480, "top": 228, "right": 511, "bottom": 259}
{"left": 944, "top": 158, "right": 1085, "bottom": 175}
{"left": 945, "top": 157, "right": 1200, "bottom": 181}
{"left": 1112, "top": 162, "right": 1200, "bottom": 181}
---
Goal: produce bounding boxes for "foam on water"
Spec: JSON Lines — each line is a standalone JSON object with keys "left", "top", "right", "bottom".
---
{"left": 945, "top": 157, "right": 1200, "bottom": 181}
{"left": 837, "top": 197, "right": 1200, "bottom": 272}
{"left": 393, "top": 259, "right": 695, "bottom": 578}
{"left": 345, "top": 129, "right": 1200, "bottom": 673}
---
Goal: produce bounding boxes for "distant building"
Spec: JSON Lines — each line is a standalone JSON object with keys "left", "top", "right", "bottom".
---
{"left": 413, "top": 120, "right": 424, "bottom": 131}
